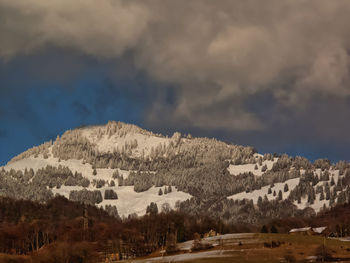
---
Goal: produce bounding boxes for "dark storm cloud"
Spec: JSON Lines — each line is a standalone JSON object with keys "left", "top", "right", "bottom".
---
{"left": 1, "top": 0, "right": 350, "bottom": 160}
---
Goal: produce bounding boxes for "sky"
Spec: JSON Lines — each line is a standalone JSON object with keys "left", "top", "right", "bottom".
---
{"left": 1, "top": 0, "right": 350, "bottom": 165}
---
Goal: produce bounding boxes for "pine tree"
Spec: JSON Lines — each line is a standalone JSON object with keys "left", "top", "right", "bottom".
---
{"left": 320, "top": 190, "right": 325, "bottom": 201}
{"left": 284, "top": 183, "right": 289, "bottom": 192}
{"left": 270, "top": 225, "right": 278, "bottom": 233}
{"left": 257, "top": 196, "right": 263, "bottom": 207}
{"left": 164, "top": 187, "right": 168, "bottom": 195}
{"left": 324, "top": 171, "right": 330, "bottom": 181}
{"left": 336, "top": 179, "right": 343, "bottom": 192}
{"left": 93, "top": 168, "right": 97, "bottom": 176}
{"left": 158, "top": 188, "right": 163, "bottom": 196}
{"left": 330, "top": 195, "right": 335, "bottom": 206}
{"left": 308, "top": 189, "right": 315, "bottom": 204}
{"left": 263, "top": 195, "right": 268, "bottom": 203}
{"left": 261, "top": 225, "right": 268, "bottom": 233}
{"left": 147, "top": 202, "right": 158, "bottom": 215}
{"left": 297, "top": 196, "right": 301, "bottom": 204}
{"left": 337, "top": 191, "right": 346, "bottom": 205}
{"left": 118, "top": 175, "right": 124, "bottom": 186}
{"left": 330, "top": 176, "right": 335, "bottom": 186}
{"left": 278, "top": 190, "right": 283, "bottom": 201}
{"left": 268, "top": 188, "right": 272, "bottom": 194}
{"left": 273, "top": 190, "right": 276, "bottom": 197}
{"left": 325, "top": 184, "right": 331, "bottom": 200}
{"left": 168, "top": 186, "right": 172, "bottom": 193}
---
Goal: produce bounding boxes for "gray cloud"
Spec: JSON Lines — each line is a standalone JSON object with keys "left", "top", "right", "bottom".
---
{"left": 1, "top": 0, "right": 350, "bottom": 134}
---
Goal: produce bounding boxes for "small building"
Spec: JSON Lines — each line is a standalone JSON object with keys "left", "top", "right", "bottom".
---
{"left": 289, "top": 226, "right": 328, "bottom": 236}
{"left": 203, "top": 229, "right": 219, "bottom": 238}
{"left": 289, "top": 227, "right": 313, "bottom": 235}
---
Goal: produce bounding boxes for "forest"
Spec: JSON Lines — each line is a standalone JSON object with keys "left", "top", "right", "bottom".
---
{"left": 1, "top": 195, "right": 350, "bottom": 263}
{"left": 0, "top": 195, "right": 238, "bottom": 263}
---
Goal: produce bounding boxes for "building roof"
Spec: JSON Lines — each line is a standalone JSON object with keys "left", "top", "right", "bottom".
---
{"left": 312, "top": 227, "right": 327, "bottom": 234}
{"left": 289, "top": 227, "right": 311, "bottom": 233}
{"left": 289, "top": 226, "right": 327, "bottom": 234}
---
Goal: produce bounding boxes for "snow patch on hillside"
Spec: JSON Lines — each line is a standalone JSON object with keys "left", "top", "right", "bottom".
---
{"left": 294, "top": 196, "right": 330, "bottom": 213}
{"left": 229, "top": 168, "right": 342, "bottom": 212}
{"left": 228, "top": 177, "right": 300, "bottom": 203}
{"left": 3, "top": 155, "right": 130, "bottom": 180}
{"left": 3, "top": 154, "right": 193, "bottom": 217}
{"left": 227, "top": 158, "right": 277, "bottom": 177}
{"left": 52, "top": 185, "right": 192, "bottom": 217}
{"left": 82, "top": 127, "right": 170, "bottom": 157}
{"left": 100, "top": 186, "right": 191, "bottom": 217}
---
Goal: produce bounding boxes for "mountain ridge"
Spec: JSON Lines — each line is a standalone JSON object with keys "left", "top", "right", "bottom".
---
{"left": 1, "top": 120, "right": 350, "bottom": 223}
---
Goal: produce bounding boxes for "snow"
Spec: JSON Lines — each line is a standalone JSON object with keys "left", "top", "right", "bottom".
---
{"left": 313, "top": 227, "right": 327, "bottom": 234}
{"left": 294, "top": 195, "right": 330, "bottom": 213}
{"left": 3, "top": 155, "right": 192, "bottom": 217}
{"left": 227, "top": 159, "right": 277, "bottom": 177}
{"left": 99, "top": 186, "right": 191, "bottom": 217}
{"left": 2, "top": 154, "right": 129, "bottom": 181}
{"left": 52, "top": 185, "right": 191, "bottom": 217}
{"left": 228, "top": 168, "right": 343, "bottom": 213}
{"left": 338, "top": 237, "right": 350, "bottom": 242}
{"left": 295, "top": 169, "right": 340, "bottom": 213}
{"left": 228, "top": 177, "right": 300, "bottom": 203}
{"left": 289, "top": 227, "right": 327, "bottom": 234}
{"left": 133, "top": 250, "right": 230, "bottom": 262}
{"left": 82, "top": 128, "right": 170, "bottom": 157}
{"left": 1, "top": 142, "right": 344, "bottom": 216}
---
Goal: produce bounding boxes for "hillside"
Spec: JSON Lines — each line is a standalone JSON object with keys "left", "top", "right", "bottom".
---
{"left": 1, "top": 121, "right": 350, "bottom": 222}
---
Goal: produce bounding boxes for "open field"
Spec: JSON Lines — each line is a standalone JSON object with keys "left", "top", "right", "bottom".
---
{"left": 123, "top": 233, "right": 350, "bottom": 263}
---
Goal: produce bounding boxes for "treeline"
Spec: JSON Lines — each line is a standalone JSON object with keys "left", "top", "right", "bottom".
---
{"left": 177, "top": 195, "right": 316, "bottom": 225}
{"left": 3, "top": 194, "right": 349, "bottom": 263}
{"left": 266, "top": 202, "right": 350, "bottom": 236}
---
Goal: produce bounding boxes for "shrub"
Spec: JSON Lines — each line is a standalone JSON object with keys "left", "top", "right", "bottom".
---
{"left": 261, "top": 225, "right": 268, "bottom": 233}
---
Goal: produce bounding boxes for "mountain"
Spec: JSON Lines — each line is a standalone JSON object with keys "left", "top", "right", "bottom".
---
{"left": 1, "top": 121, "right": 350, "bottom": 223}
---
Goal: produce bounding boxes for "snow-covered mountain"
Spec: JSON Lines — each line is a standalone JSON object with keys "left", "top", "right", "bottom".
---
{"left": 1, "top": 121, "right": 349, "bottom": 222}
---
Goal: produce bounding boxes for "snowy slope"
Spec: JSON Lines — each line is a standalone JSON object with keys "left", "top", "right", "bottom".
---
{"left": 293, "top": 169, "right": 340, "bottom": 212}
{"left": 229, "top": 168, "right": 342, "bottom": 213}
{"left": 52, "top": 185, "right": 191, "bottom": 217}
{"left": 82, "top": 125, "right": 170, "bottom": 157}
{"left": 2, "top": 153, "right": 192, "bottom": 217}
{"left": 3, "top": 152, "right": 129, "bottom": 180}
{"left": 228, "top": 177, "right": 300, "bottom": 203}
{"left": 227, "top": 159, "right": 277, "bottom": 177}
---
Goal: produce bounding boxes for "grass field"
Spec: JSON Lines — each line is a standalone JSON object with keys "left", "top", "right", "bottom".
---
{"left": 126, "top": 233, "right": 350, "bottom": 263}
